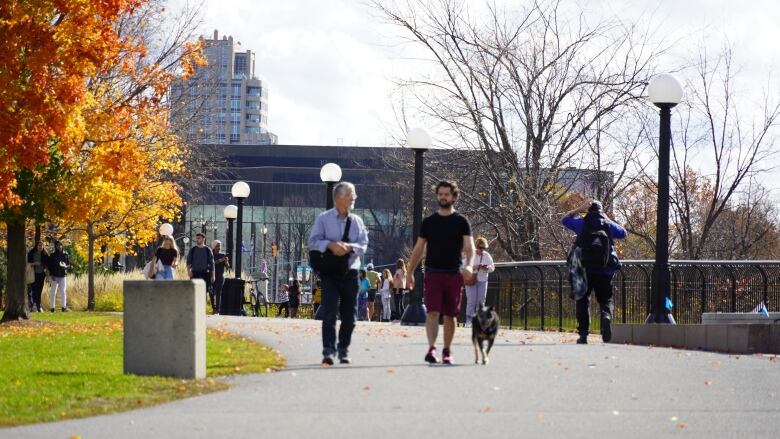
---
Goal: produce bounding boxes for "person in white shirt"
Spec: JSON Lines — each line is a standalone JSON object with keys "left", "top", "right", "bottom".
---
{"left": 464, "top": 237, "right": 495, "bottom": 327}
{"left": 380, "top": 269, "right": 393, "bottom": 321}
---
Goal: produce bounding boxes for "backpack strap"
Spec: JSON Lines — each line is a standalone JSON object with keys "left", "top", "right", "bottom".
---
{"left": 341, "top": 215, "right": 352, "bottom": 242}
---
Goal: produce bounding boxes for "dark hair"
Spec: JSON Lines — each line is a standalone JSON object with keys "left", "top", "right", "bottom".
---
{"left": 435, "top": 180, "right": 459, "bottom": 198}
{"left": 588, "top": 200, "right": 603, "bottom": 213}
{"left": 360, "top": 269, "right": 367, "bottom": 278}
{"left": 195, "top": 232, "right": 206, "bottom": 238}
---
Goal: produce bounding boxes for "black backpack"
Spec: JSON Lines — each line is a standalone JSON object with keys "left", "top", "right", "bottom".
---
{"left": 576, "top": 215, "right": 612, "bottom": 270}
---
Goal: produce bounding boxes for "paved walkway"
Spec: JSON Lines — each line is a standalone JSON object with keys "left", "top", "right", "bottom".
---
{"left": 5, "top": 317, "right": 780, "bottom": 438}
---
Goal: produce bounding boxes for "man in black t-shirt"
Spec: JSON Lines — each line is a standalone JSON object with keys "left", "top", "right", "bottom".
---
{"left": 406, "top": 180, "right": 475, "bottom": 365}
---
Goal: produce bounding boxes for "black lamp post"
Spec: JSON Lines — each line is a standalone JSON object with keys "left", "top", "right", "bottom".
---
{"left": 223, "top": 205, "right": 237, "bottom": 272}
{"left": 261, "top": 224, "right": 268, "bottom": 271}
{"left": 645, "top": 73, "right": 683, "bottom": 324}
{"left": 401, "top": 128, "right": 431, "bottom": 326}
{"left": 231, "top": 182, "right": 250, "bottom": 279}
{"left": 320, "top": 163, "right": 342, "bottom": 210}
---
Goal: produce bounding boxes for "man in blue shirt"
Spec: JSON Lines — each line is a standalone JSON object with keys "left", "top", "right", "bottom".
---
{"left": 562, "top": 200, "right": 627, "bottom": 344}
{"left": 308, "top": 182, "right": 369, "bottom": 365}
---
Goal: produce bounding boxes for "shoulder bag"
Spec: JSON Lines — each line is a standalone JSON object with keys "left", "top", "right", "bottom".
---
{"left": 309, "top": 216, "right": 352, "bottom": 278}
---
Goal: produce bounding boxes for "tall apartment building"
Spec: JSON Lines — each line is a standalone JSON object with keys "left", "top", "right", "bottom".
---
{"left": 171, "top": 29, "right": 278, "bottom": 145}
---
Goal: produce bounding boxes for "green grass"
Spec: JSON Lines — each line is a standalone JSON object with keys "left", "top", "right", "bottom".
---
{"left": 0, "top": 312, "right": 284, "bottom": 426}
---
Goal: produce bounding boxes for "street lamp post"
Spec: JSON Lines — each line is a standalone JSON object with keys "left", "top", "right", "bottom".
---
{"left": 646, "top": 73, "right": 683, "bottom": 324}
{"left": 231, "top": 182, "right": 251, "bottom": 279}
{"left": 262, "top": 224, "right": 268, "bottom": 271}
{"left": 320, "top": 163, "right": 342, "bottom": 210}
{"left": 223, "top": 205, "right": 237, "bottom": 273}
{"left": 401, "top": 128, "right": 431, "bottom": 326}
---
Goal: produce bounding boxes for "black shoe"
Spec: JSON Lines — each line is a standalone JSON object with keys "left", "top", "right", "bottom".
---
{"left": 601, "top": 317, "right": 612, "bottom": 343}
{"left": 61, "top": 307, "right": 69, "bottom": 312}
{"left": 425, "top": 349, "right": 439, "bottom": 364}
{"left": 321, "top": 356, "right": 334, "bottom": 366}
{"left": 50, "top": 308, "right": 55, "bottom": 313}
{"left": 339, "top": 357, "right": 352, "bottom": 364}
{"left": 576, "top": 335, "right": 588, "bottom": 344}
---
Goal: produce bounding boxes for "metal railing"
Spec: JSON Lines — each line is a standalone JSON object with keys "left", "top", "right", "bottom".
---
{"left": 483, "top": 260, "right": 780, "bottom": 331}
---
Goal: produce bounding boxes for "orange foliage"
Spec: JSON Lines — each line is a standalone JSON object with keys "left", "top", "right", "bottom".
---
{"left": 0, "top": 0, "right": 145, "bottom": 207}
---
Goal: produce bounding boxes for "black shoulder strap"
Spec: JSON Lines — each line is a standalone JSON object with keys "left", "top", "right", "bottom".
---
{"left": 342, "top": 216, "right": 352, "bottom": 242}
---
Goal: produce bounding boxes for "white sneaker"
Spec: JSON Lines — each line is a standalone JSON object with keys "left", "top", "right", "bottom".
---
{"left": 464, "top": 321, "right": 472, "bottom": 328}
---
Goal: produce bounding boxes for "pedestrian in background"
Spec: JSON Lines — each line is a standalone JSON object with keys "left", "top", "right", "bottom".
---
{"left": 313, "top": 279, "right": 322, "bottom": 314}
{"left": 276, "top": 283, "right": 290, "bottom": 317}
{"left": 392, "top": 259, "right": 407, "bottom": 320}
{"left": 154, "top": 236, "right": 179, "bottom": 280}
{"left": 27, "top": 241, "right": 48, "bottom": 312}
{"left": 212, "top": 240, "right": 229, "bottom": 313}
{"left": 357, "top": 269, "right": 370, "bottom": 321}
{"left": 464, "top": 237, "right": 495, "bottom": 327}
{"left": 47, "top": 241, "right": 70, "bottom": 312}
{"left": 187, "top": 232, "right": 215, "bottom": 312}
{"left": 380, "top": 268, "right": 392, "bottom": 321}
{"left": 289, "top": 279, "right": 301, "bottom": 319}
{"left": 366, "top": 263, "right": 380, "bottom": 321}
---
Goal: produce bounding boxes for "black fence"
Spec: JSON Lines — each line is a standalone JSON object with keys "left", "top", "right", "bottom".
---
{"left": 484, "top": 260, "right": 780, "bottom": 331}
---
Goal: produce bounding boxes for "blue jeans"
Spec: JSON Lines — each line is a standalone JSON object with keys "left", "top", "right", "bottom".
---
{"left": 321, "top": 270, "right": 358, "bottom": 359}
{"left": 155, "top": 265, "right": 174, "bottom": 280}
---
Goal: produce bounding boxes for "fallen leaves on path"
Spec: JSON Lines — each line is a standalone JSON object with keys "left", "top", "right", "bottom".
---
{"left": 479, "top": 406, "right": 492, "bottom": 413}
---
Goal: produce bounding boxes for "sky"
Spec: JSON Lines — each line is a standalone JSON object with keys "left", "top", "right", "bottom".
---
{"left": 170, "top": 0, "right": 780, "bottom": 189}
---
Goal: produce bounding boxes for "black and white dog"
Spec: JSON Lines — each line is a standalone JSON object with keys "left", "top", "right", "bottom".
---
{"left": 471, "top": 305, "right": 499, "bottom": 365}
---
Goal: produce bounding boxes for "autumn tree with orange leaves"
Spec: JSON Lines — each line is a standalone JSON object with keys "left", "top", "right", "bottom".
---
{"left": 0, "top": 0, "right": 204, "bottom": 321}
{"left": 0, "top": 0, "right": 148, "bottom": 322}
{"left": 51, "top": 1, "right": 205, "bottom": 310}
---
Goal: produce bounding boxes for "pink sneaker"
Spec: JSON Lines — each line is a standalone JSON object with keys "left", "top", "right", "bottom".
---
{"left": 442, "top": 348, "right": 453, "bottom": 365}
{"left": 424, "top": 347, "right": 439, "bottom": 364}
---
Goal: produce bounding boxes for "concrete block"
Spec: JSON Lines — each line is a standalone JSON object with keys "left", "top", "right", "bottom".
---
{"left": 727, "top": 324, "right": 750, "bottom": 354}
{"left": 771, "top": 325, "right": 780, "bottom": 354}
{"left": 706, "top": 324, "right": 729, "bottom": 353}
{"left": 684, "top": 325, "right": 707, "bottom": 350}
{"left": 124, "top": 280, "right": 206, "bottom": 379}
{"left": 610, "top": 324, "right": 632, "bottom": 344}
{"left": 658, "top": 325, "right": 686, "bottom": 348}
{"left": 746, "top": 325, "right": 772, "bottom": 354}
{"left": 702, "top": 312, "right": 780, "bottom": 324}
{"left": 632, "top": 324, "right": 659, "bottom": 346}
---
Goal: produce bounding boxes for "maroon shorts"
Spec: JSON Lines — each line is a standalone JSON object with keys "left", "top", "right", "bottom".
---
{"left": 423, "top": 271, "right": 463, "bottom": 317}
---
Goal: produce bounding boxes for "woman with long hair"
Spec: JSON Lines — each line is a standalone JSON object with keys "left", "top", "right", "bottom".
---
{"left": 380, "top": 268, "right": 393, "bottom": 321}
{"left": 392, "top": 258, "right": 407, "bottom": 320}
{"left": 154, "top": 236, "right": 179, "bottom": 280}
{"left": 464, "top": 237, "right": 495, "bottom": 327}
{"left": 212, "top": 240, "right": 229, "bottom": 312}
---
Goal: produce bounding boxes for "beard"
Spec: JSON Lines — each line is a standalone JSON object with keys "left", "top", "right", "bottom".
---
{"left": 438, "top": 200, "right": 453, "bottom": 209}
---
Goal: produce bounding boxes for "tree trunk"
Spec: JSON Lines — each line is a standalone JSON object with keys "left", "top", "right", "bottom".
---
{"left": 87, "top": 222, "right": 96, "bottom": 311}
{"left": 1, "top": 220, "right": 30, "bottom": 322}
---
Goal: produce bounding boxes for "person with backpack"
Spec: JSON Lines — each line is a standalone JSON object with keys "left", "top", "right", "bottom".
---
{"left": 562, "top": 200, "right": 627, "bottom": 344}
